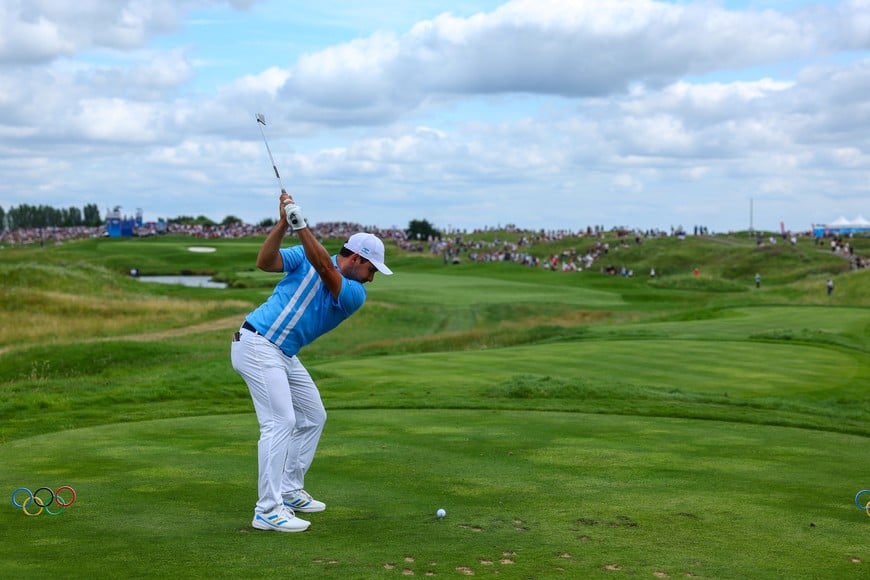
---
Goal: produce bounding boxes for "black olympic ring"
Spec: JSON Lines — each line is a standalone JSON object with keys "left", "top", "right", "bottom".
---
{"left": 11, "top": 486, "right": 77, "bottom": 516}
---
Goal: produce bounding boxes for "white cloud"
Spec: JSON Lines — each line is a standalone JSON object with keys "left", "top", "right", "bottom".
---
{"left": 614, "top": 174, "right": 644, "bottom": 192}
{"left": 0, "top": 1, "right": 258, "bottom": 63}
{"left": 0, "top": 0, "right": 867, "bottom": 232}
{"left": 277, "top": 0, "right": 822, "bottom": 111}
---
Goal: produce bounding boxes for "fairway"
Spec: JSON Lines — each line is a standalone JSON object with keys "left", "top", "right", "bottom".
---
{"left": 373, "top": 271, "right": 626, "bottom": 307}
{"left": 324, "top": 339, "right": 861, "bottom": 397}
{"left": 1, "top": 411, "right": 868, "bottom": 578}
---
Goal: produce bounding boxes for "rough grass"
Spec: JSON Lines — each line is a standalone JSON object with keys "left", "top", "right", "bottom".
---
{"left": 0, "top": 262, "right": 250, "bottom": 346}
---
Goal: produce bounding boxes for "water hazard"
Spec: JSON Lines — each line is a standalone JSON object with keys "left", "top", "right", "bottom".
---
{"left": 137, "top": 275, "right": 227, "bottom": 289}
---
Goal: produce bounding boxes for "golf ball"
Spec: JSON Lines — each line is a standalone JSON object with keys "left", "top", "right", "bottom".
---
{"left": 436, "top": 508, "right": 446, "bottom": 518}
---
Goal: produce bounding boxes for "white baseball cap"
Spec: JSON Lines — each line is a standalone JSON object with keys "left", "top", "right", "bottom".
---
{"left": 344, "top": 233, "right": 393, "bottom": 275}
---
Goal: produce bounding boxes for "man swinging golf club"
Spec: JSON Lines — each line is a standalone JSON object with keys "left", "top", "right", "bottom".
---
{"left": 231, "top": 192, "right": 392, "bottom": 532}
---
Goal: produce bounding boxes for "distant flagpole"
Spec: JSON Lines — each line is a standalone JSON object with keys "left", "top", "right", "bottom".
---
{"left": 749, "top": 197, "right": 754, "bottom": 235}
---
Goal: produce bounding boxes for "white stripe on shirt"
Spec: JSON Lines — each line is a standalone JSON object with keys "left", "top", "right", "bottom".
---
{"left": 264, "top": 266, "right": 319, "bottom": 342}
{"left": 275, "top": 276, "right": 323, "bottom": 346}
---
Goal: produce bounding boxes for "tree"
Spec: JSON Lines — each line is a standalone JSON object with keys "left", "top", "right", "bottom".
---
{"left": 169, "top": 215, "right": 217, "bottom": 226}
{"left": 406, "top": 218, "right": 441, "bottom": 241}
{"left": 61, "top": 206, "right": 83, "bottom": 227}
{"left": 83, "top": 203, "right": 101, "bottom": 226}
{"left": 221, "top": 215, "right": 243, "bottom": 226}
{"left": 2, "top": 203, "right": 101, "bottom": 228}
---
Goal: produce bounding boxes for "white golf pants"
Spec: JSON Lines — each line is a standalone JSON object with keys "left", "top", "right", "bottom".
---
{"left": 231, "top": 329, "right": 326, "bottom": 514}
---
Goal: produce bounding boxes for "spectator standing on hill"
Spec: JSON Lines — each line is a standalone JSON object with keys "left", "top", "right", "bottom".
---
{"left": 755, "top": 273, "right": 761, "bottom": 288}
{"left": 231, "top": 192, "right": 393, "bottom": 533}
{"left": 826, "top": 278, "right": 834, "bottom": 297}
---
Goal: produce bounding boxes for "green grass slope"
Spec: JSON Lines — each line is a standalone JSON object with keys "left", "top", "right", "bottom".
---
{"left": 0, "top": 230, "right": 867, "bottom": 578}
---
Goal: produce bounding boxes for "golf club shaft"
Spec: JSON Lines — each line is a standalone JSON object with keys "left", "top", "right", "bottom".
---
{"left": 256, "top": 114, "right": 287, "bottom": 195}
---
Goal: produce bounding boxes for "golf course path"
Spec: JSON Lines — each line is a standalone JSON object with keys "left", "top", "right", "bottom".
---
{"left": 110, "top": 314, "right": 243, "bottom": 342}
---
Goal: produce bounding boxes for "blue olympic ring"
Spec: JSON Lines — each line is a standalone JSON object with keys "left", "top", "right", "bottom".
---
{"left": 11, "top": 487, "right": 33, "bottom": 509}
{"left": 855, "top": 489, "right": 870, "bottom": 510}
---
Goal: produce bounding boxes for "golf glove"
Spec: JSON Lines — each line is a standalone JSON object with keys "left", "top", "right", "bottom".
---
{"left": 283, "top": 203, "right": 308, "bottom": 230}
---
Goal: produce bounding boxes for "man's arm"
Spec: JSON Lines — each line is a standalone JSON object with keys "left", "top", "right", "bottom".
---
{"left": 296, "top": 227, "right": 343, "bottom": 299}
{"left": 267, "top": 193, "right": 343, "bottom": 298}
{"left": 256, "top": 219, "right": 288, "bottom": 273}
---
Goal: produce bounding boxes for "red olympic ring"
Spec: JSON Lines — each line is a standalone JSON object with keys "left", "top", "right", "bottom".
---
{"left": 10, "top": 486, "right": 77, "bottom": 516}
{"left": 55, "top": 486, "right": 76, "bottom": 507}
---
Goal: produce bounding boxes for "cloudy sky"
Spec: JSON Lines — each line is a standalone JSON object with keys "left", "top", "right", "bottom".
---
{"left": 1, "top": 0, "right": 868, "bottom": 233}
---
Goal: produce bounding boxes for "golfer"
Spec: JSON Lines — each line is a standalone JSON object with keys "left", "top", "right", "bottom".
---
{"left": 231, "top": 193, "right": 392, "bottom": 532}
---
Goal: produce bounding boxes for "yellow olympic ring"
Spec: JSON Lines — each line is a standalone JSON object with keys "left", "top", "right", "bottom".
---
{"left": 22, "top": 497, "right": 44, "bottom": 517}
{"left": 866, "top": 500, "right": 870, "bottom": 519}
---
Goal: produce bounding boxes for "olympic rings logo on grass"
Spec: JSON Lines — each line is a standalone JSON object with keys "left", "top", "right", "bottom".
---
{"left": 11, "top": 486, "right": 77, "bottom": 517}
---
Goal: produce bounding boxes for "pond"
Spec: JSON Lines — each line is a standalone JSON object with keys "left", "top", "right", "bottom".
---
{"left": 137, "top": 275, "right": 227, "bottom": 289}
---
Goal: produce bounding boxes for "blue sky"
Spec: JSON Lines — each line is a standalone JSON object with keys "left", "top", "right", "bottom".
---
{"left": 1, "top": 0, "right": 868, "bottom": 233}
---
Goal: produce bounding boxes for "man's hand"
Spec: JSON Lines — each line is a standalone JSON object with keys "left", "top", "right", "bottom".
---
{"left": 283, "top": 202, "right": 308, "bottom": 230}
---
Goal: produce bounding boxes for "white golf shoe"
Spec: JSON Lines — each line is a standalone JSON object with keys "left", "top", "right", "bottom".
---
{"left": 283, "top": 489, "right": 326, "bottom": 513}
{"left": 252, "top": 506, "right": 310, "bottom": 532}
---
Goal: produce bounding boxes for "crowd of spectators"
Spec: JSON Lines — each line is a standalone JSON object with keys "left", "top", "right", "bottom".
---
{"left": 414, "top": 226, "right": 676, "bottom": 274}
{"left": 0, "top": 226, "right": 103, "bottom": 246}
{"left": 2, "top": 221, "right": 865, "bottom": 273}
{"left": 826, "top": 236, "right": 869, "bottom": 270}
{"left": 0, "top": 221, "right": 408, "bottom": 248}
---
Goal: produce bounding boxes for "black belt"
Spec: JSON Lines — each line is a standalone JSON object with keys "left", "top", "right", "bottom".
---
{"left": 242, "top": 321, "right": 261, "bottom": 335}
{"left": 240, "top": 321, "right": 292, "bottom": 357}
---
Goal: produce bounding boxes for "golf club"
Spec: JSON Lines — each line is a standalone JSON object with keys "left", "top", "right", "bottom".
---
{"left": 255, "top": 113, "right": 286, "bottom": 195}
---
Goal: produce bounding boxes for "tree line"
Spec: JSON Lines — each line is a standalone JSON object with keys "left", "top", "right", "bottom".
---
{"left": 1, "top": 202, "right": 443, "bottom": 240}
{"left": 1, "top": 203, "right": 103, "bottom": 229}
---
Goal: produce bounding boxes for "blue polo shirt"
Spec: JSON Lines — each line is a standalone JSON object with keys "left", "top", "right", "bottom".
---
{"left": 245, "top": 246, "right": 366, "bottom": 356}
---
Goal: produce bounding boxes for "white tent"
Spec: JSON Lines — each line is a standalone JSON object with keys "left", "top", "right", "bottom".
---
{"left": 813, "top": 215, "right": 870, "bottom": 235}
